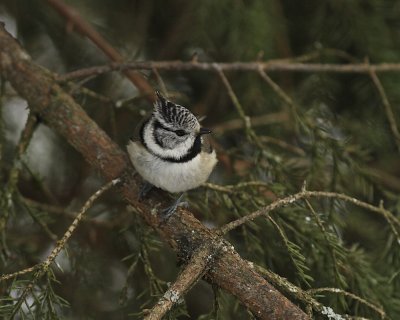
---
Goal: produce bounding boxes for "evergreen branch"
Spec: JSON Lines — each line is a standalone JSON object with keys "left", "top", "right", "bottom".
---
{"left": 58, "top": 61, "right": 400, "bottom": 82}
{"left": 119, "top": 258, "right": 139, "bottom": 306}
{"left": 144, "top": 244, "right": 220, "bottom": 320}
{"left": 368, "top": 66, "right": 400, "bottom": 152}
{"left": 141, "top": 240, "right": 166, "bottom": 296}
{"left": 220, "top": 190, "right": 400, "bottom": 241}
{"left": 255, "top": 264, "right": 332, "bottom": 319}
{"left": 39, "top": 178, "right": 120, "bottom": 272}
{"left": 5, "top": 179, "right": 118, "bottom": 317}
{"left": 0, "top": 265, "right": 40, "bottom": 282}
{"left": 9, "top": 275, "right": 39, "bottom": 318}
{"left": 20, "top": 196, "right": 119, "bottom": 228}
{"left": 202, "top": 181, "right": 270, "bottom": 194}
{"left": 268, "top": 216, "right": 312, "bottom": 286}
{"left": 304, "top": 200, "right": 345, "bottom": 288}
{"left": 308, "top": 288, "right": 385, "bottom": 319}
{"left": 0, "top": 177, "right": 120, "bottom": 315}
{"left": 257, "top": 265, "right": 385, "bottom": 320}
{"left": 0, "top": 112, "right": 38, "bottom": 233}
{"left": 7, "top": 112, "right": 38, "bottom": 190}
{"left": 0, "top": 111, "right": 38, "bottom": 258}
{"left": 0, "top": 25, "right": 309, "bottom": 319}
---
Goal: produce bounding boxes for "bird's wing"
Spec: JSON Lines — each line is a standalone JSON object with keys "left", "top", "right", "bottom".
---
{"left": 129, "top": 114, "right": 151, "bottom": 143}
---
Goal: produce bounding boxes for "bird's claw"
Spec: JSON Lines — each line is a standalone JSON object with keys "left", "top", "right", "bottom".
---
{"left": 160, "top": 194, "right": 188, "bottom": 220}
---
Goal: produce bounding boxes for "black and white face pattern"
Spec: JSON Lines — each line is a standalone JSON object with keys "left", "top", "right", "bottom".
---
{"left": 153, "top": 92, "right": 200, "bottom": 150}
{"left": 141, "top": 92, "right": 204, "bottom": 162}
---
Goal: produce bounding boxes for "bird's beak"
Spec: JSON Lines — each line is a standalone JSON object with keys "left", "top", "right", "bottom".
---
{"left": 199, "top": 127, "right": 212, "bottom": 135}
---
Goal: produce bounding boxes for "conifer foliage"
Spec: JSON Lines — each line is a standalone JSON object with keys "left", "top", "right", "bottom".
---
{"left": 1, "top": 1, "right": 400, "bottom": 319}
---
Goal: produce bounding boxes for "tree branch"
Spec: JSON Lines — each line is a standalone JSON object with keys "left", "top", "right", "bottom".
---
{"left": 144, "top": 244, "right": 220, "bottom": 320}
{"left": 0, "top": 25, "right": 308, "bottom": 319}
{"left": 0, "top": 178, "right": 119, "bottom": 319}
{"left": 220, "top": 189, "right": 400, "bottom": 240}
{"left": 58, "top": 60, "right": 400, "bottom": 82}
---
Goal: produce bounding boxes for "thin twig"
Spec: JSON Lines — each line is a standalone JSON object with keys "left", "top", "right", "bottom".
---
{"left": 4, "top": 178, "right": 120, "bottom": 318}
{"left": 0, "top": 178, "right": 120, "bottom": 284}
{"left": 144, "top": 244, "right": 221, "bottom": 320}
{"left": 58, "top": 61, "right": 400, "bottom": 82}
{"left": 64, "top": 80, "right": 113, "bottom": 103}
{"left": 0, "top": 112, "right": 38, "bottom": 237}
{"left": 0, "top": 265, "right": 40, "bottom": 282}
{"left": 202, "top": 181, "right": 270, "bottom": 194}
{"left": 212, "top": 112, "right": 289, "bottom": 134}
{"left": 20, "top": 196, "right": 117, "bottom": 228}
{"left": 220, "top": 190, "right": 400, "bottom": 237}
{"left": 213, "top": 64, "right": 266, "bottom": 150}
{"left": 213, "top": 64, "right": 253, "bottom": 135}
{"left": 6, "top": 112, "right": 38, "bottom": 190}
{"left": 152, "top": 68, "right": 168, "bottom": 96}
{"left": 40, "top": 178, "right": 120, "bottom": 270}
{"left": 368, "top": 67, "right": 400, "bottom": 152}
{"left": 257, "top": 66, "right": 294, "bottom": 108}
{"left": 308, "top": 288, "right": 385, "bottom": 319}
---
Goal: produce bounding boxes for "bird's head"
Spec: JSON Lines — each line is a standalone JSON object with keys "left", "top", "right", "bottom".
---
{"left": 149, "top": 92, "right": 210, "bottom": 155}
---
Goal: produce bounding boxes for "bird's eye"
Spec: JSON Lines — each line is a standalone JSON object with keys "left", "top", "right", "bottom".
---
{"left": 175, "top": 130, "right": 186, "bottom": 136}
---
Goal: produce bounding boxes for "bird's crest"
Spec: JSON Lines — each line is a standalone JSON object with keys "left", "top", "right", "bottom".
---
{"left": 154, "top": 91, "right": 198, "bottom": 129}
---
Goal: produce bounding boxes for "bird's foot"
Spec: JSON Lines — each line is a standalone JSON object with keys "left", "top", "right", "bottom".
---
{"left": 138, "top": 181, "right": 154, "bottom": 201}
{"left": 160, "top": 194, "right": 189, "bottom": 221}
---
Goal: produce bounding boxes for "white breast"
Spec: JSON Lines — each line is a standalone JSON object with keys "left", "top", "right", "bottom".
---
{"left": 127, "top": 141, "right": 217, "bottom": 193}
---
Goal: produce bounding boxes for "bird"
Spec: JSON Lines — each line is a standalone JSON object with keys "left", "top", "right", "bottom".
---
{"left": 127, "top": 91, "right": 217, "bottom": 201}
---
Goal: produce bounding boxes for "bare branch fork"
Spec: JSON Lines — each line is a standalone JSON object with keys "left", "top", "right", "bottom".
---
{"left": 144, "top": 244, "right": 222, "bottom": 320}
{"left": 0, "top": 25, "right": 308, "bottom": 319}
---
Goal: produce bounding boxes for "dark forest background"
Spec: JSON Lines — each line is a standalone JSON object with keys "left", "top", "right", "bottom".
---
{"left": 1, "top": 1, "right": 400, "bottom": 319}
